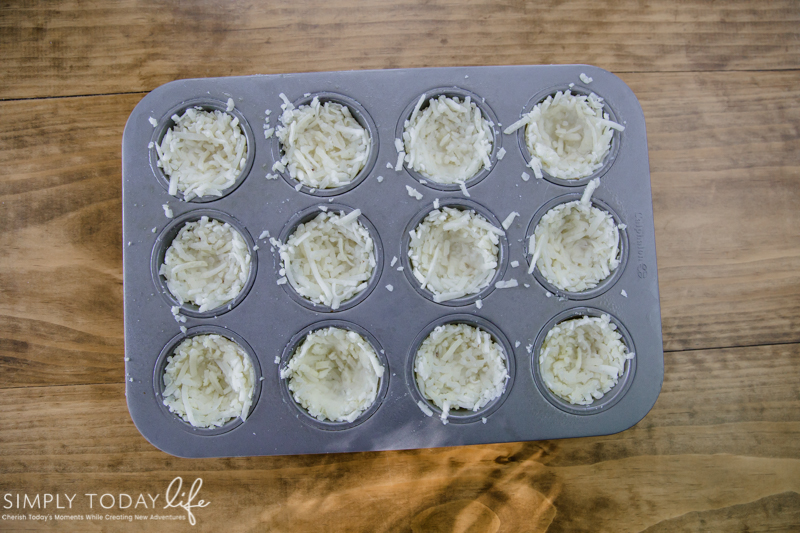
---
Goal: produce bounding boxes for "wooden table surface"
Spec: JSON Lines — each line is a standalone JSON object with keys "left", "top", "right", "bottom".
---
{"left": 2, "top": 1, "right": 799, "bottom": 531}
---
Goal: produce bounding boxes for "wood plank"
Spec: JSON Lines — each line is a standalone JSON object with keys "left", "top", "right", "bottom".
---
{"left": 1, "top": 70, "right": 798, "bottom": 386}
{"left": 626, "top": 70, "right": 800, "bottom": 351}
{"left": 0, "top": 343, "right": 798, "bottom": 532}
{"left": 1, "top": 0, "right": 798, "bottom": 100}
{"left": 640, "top": 492, "right": 800, "bottom": 533}
{"left": 0, "top": 94, "right": 138, "bottom": 387}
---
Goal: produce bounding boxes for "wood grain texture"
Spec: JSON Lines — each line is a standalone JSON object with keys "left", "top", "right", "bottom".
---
{"left": 1, "top": 343, "right": 798, "bottom": 531}
{"left": 634, "top": 69, "right": 800, "bottom": 351}
{"left": 640, "top": 492, "right": 800, "bottom": 533}
{"left": 2, "top": 0, "right": 799, "bottom": 100}
{"left": 0, "top": 94, "right": 137, "bottom": 387}
{"left": 1, "top": 70, "right": 798, "bottom": 387}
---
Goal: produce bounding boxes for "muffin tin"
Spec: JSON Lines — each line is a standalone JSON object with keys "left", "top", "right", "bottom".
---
{"left": 122, "top": 65, "right": 663, "bottom": 458}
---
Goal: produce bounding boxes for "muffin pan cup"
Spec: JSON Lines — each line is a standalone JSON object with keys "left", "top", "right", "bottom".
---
{"left": 395, "top": 86, "right": 502, "bottom": 191}
{"left": 271, "top": 91, "right": 380, "bottom": 196}
{"left": 150, "top": 208, "right": 258, "bottom": 318}
{"left": 524, "top": 193, "right": 629, "bottom": 300}
{"left": 401, "top": 197, "right": 509, "bottom": 307}
{"left": 406, "top": 314, "right": 517, "bottom": 424}
{"left": 122, "top": 65, "right": 663, "bottom": 458}
{"left": 276, "top": 203, "right": 384, "bottom": 313}
{"left": 513, "top": 84, "right": 622, "bottom": 187}
{"left": 153, "top": 325, "right": 264, "bottom": 436}
{"left": 532, "top": 307, "right": 637, "bottom": 416}
{"left": 279, "top": 319, "right": 391, "bottom": 431}
{"left": 149, "top": 97, "right": 256, "bottom": 202}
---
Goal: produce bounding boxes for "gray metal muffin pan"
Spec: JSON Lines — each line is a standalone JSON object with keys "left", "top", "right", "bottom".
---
{"left": 122, "top": 65, "right": 663, "bottom": 458}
